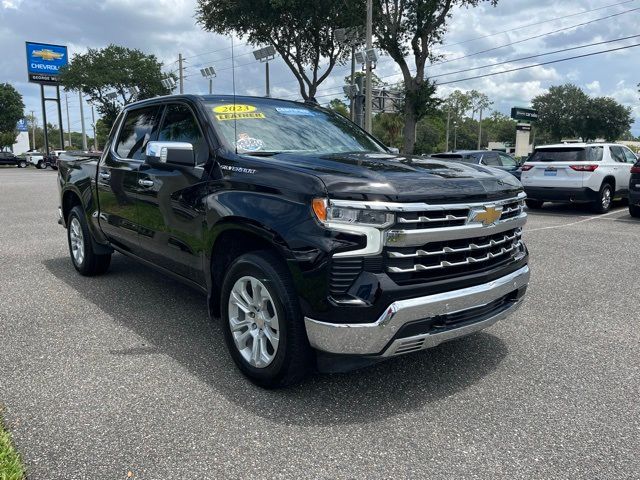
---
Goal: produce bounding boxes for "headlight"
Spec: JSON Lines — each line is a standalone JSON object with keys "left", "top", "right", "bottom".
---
{"left": 312, "top": 198, "right": 394, "bottom": 228}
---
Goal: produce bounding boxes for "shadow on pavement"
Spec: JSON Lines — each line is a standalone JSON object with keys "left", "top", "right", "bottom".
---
{"left": 44, "top": 254, "right": 508, "bottom": 427}
{"left": 526, "top": 202, "right": 627, "bottom": 217}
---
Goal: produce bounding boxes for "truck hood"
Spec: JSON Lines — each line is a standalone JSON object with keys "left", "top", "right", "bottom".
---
{"left": 263, "top": 151, "right": 523, "bottom": 202}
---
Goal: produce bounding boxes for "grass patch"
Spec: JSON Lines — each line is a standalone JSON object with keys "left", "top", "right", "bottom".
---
{"left": 0, "top": 409, "right": 25, "bottom": 480}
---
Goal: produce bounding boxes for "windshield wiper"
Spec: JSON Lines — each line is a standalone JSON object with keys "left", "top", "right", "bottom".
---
{"left": 242, "top": 149, "right": 315, "bottom": 157}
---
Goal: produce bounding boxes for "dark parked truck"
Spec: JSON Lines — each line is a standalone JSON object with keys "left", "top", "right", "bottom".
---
{"left": 58, "top": 95, "right": 530, "bottom": 387}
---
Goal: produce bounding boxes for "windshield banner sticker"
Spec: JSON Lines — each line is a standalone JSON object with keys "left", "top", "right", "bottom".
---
{"left": 236, "top": 133, "right": 264, "bottom": 152}
{"left": 213, "top": 104, "right": 257, "bottom": 113}
{"left": 216, "top": 112, "right": 265, "bottom": 121}
{"left": 275, "top": 107, "right": 316, "bottom": 116}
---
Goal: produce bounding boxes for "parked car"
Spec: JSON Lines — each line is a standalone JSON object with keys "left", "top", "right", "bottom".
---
{"left": 629, "top": 159, "right": 640, "bottom": 218}
{"left": 25, "top": 149, "right": 48, "bottom": 169}
{"left": 430, "top": 150, "right": 523, "bottom": 179}
{"left": 520, "top": 143, "right": 637, "bottom": 213}
{"left": 57, "top": 95, "right": 530, "bottom": 387}
{"left": 0, "top": 151, "right": 27, "bottom": 168}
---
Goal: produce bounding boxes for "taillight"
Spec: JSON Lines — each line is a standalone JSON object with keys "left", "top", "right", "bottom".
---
{"left": 520, "top": 164, "right": 534, "bottom": 171}
{"left": 631, "top": 165, "right": 640, "bottom": 174}
{"left": 570, "top": 165, "right": 599, "bottom": 172}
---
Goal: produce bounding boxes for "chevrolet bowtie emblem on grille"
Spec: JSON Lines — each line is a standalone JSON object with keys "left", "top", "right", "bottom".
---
{"left": 469, "top": 206, "right": 503, "bottom": 226}
{"left": 32, "top": 49, "right": 64, "bottom": 61}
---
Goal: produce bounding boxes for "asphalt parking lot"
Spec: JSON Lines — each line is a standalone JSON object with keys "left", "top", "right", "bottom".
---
{"left": 0, "top": 167, "right": 638, "bottom": 479}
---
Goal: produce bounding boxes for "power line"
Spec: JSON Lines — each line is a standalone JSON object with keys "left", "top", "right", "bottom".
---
{"left": 441, "top": 0, "right": 637, "bottom": 48}
{"left": 430, "top": 33, "right": 640, "bottom": 79}
{"left": 438, "top": 42, "right": 640, "bottom": 85}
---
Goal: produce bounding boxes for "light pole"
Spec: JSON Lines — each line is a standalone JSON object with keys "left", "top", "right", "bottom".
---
{"left": 335, "top": 27, "right": 363, "bottom": 121}
{"left": 200, "top": 67, "right": 216, "bottom": 94}
{"left": 364, "top": 0, "right": 373, "bottom": 133}
{"left": 453, "top": 122, "right": 459, "bottom": 152}
{"left": 253, "top": 46, "right": 276, "bottom": 97}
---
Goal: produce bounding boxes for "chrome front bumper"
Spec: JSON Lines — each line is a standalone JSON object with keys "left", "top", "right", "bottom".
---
{"left": 305, "top": 265, "right": 530, "bottom": 357}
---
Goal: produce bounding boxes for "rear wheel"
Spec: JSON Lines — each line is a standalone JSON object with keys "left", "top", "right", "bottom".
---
{"left": 629, "top": 204, "right": 640, "bottom": 218}
{"left": 18, "top": 160, "right": 27, "bottom": 168}
{"left": 67, "top": 206, "right": 111, "bottom": 276}
{"left": 37, "top": 160, "right": 46, "bottom": 169}
{"left": 525, "top": 199, "right": 544, "bottom": 209}
{"left": 220, "top": 250, "right": 312, "bottom": 388}
{"left": 592, "top": 183, "right": 612, "bottom": 214}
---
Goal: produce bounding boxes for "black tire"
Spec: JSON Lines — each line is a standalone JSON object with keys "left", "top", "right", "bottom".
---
{"left": 67, "top": 206, "right": 111, "bottom": 276}
{"left": 220, "top": 250, "right": 312, "bottom": 388}
{"left": 525, "top": 199, "right": 544, "bottom": 209}
{"left": 592, "top": 183, "right": 613, "bottom": 214}
{"left": 629, "top": 204, "right": 640, "bottom": 218}
{"left": 37, "top": 160, "right": 46, "bottom": 169}
{"left": 18, "top": 160, "right": 27, "bottom": 168}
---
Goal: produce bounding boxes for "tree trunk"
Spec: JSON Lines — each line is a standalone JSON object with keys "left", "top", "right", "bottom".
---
{"left": 402, "top": 93, "right": 417, "bottom": 154}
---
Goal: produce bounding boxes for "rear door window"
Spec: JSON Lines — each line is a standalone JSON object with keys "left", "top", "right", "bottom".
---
{"left": 621, "top": 147, "right": 637, "bottom": 164}
{"left": 482, "top": 152, "right": 500, "bottom": 166}
{"left": 498, "top": 153, "right": 517, "bottom": 167}
{"left": 115, "top": 106, "right": 161, "bottom": 160}
{"left": 609, "top": 146, "right": 627, "bottom": 163}
{"left": 530, "top": 147, "right": 603, "bottom": 162}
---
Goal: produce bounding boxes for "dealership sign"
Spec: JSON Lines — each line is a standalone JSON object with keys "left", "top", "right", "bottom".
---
{"left": 25, "top": 41, "right": 68, "bottom": 84}
{"left": 511, "top": 107, "right": 538, "bottom": 122}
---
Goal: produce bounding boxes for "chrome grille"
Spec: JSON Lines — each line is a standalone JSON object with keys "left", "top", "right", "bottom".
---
{"left": 394, "top": 197, "right": 525, "bottom": 230}
{"left": 385, "top": 228, "right": 525, "bottom": 282}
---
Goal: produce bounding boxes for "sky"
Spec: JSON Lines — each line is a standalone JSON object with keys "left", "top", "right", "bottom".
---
{"left": 1, "top": 0, "right": 640, "bottom": 140}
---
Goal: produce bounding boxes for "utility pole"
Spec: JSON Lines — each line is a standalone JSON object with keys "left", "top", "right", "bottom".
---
{"left": 178, "top": 53, "right": 184, "bottom": 94}
{"left": 355, "top": 75, "right": 365, "bottom": 128}
{"left": 350, "top": 46, "right": 356, "bottom": 122}
{"left": 454, "top": 123, "right": 458, "bottom": 152}
{"left": 477, "top": 108, "right": 483, "bottom": 150}
{"left": 90, "top": 104, "right": 97, "bottom": 151}
{"left": 445, "top": 108, "right": 451, "bottom": 151}
{"left": 65, "top": 94, "right": 71, "bottom": 148}
{"left": 364, "top": 0, "right": 373, "bottom": 133}
{"left": 265, "top": 61, "right": 270, "bottom": 97}
{"left": 79, "top": 91, "right": 87, "bottom": 151}
{"left": 30, "top": 110, "right": 35, "bottom": 150}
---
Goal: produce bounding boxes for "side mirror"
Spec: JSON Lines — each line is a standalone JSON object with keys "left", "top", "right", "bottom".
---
{"left": 388, "top": 147, "right": 400, "bottom": 154}
{"left": 146, "top": 141, "right": 195, "bottom": 166}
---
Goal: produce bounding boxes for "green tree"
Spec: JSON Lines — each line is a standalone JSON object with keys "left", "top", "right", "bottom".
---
{"left": 532, "top": 84, "right": 589, "bottom": 141}
{"left": 328, "top": 98, "right": 349, "bottom": 117}
{"left": 0, "top": 83, "right": 25, "bottom": 148}
{"left": 582, "top": 97, "right": 633, "bottom": 142}
{"left": 373, "top": 113, "right": 404, "bottom": 148}
{"left": 196, "top": 0, "right": 361, "bottom": 101}
{"left": 59, "top": 45, "right": 173, "bottom": 131}
{"left": 482, "top": 111, "right": 516, "bottom": 145}
{"left": 374, "top": 0, "right": 497, "bottom": 154}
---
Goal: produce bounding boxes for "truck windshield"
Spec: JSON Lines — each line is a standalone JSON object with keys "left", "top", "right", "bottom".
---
{"left": 205, "top": 100, "right": 386, "bottom": 155}
{"left": 529, "top": 147, "right": 603, "bottom": 162}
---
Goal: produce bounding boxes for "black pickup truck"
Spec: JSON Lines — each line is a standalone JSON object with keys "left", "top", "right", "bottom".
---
{"left": 58, "top": 95, "right": 530, "bottom": 387}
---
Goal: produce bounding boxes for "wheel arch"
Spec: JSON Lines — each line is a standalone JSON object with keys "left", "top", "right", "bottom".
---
{"left": 206, "top": 218, "right": 296, "bottom": 319}
{"left": 601, "top": 175, "right": 616, "bottom": 191}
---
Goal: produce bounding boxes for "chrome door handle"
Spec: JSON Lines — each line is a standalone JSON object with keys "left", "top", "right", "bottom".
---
{"left": 138, "top": 179, "right": 155, "bottom": 187}
{"left": 99, "top": 171, "right": 111, "bottom": 180}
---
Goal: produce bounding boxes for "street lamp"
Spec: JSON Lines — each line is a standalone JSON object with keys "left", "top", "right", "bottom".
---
{"left": 161, "top": 77, "right": 177, "bottom": 91}
{"left": 200, "top": 66, "right": 216, "bottom": 95}
{"left": 253, "top": 45, "right": 276, "bottom": 97}
{"left": 335, "top": 26, "right": 363, "bottom": 122}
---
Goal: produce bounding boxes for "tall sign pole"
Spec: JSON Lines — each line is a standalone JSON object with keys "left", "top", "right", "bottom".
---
{"left": 39, "top": 84, "right": 49, "bottom": 154}
{"left": 55, "top": 85, "right": 64, "bottom": 149}
{"left": 364, "top": 0, "right": 373, "bottom": 133}
{"left": 178, "top": 53, "right": 184, "bottom": 94}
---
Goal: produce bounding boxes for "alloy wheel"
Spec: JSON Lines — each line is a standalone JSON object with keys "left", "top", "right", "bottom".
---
{"left": 69, "top": 217, "right": 85, "bottom": 266}
{"left": 228, "top": 276, "right": 280, "bottom": 368}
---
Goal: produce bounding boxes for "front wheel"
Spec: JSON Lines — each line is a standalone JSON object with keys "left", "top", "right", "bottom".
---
{"left": 629, "top": 204, "right": 640, "bottom": 218}
{"left": 592, "top": 183, "right": 612, "bottom": 214}
{"left": 220, "top": 251, "right": 312, "bottom": 388}
{"left": 67, "top": 206, "right": 111, "bottom": 276}
{"left": 37, "top": 160, "right": 46, "bottom": 169}
{"left": 18, "top": 160, "right": 27, "bottom": 168}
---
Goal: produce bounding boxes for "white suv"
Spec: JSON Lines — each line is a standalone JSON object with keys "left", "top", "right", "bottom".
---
{"left": 520, "top": 143, "right": 637, "bottom": 213}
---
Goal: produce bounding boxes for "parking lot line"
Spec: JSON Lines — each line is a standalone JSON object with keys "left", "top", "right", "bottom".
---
{"left": 526, "top": 207, "right": 627, "bottom": 232}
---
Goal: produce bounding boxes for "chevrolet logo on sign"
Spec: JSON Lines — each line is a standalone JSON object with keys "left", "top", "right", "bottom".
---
{"left": 469, "top": 206, "right": 503, "bottom": 227}
{"left": 32, "top": 49, "right": 64, "bottom": 61}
